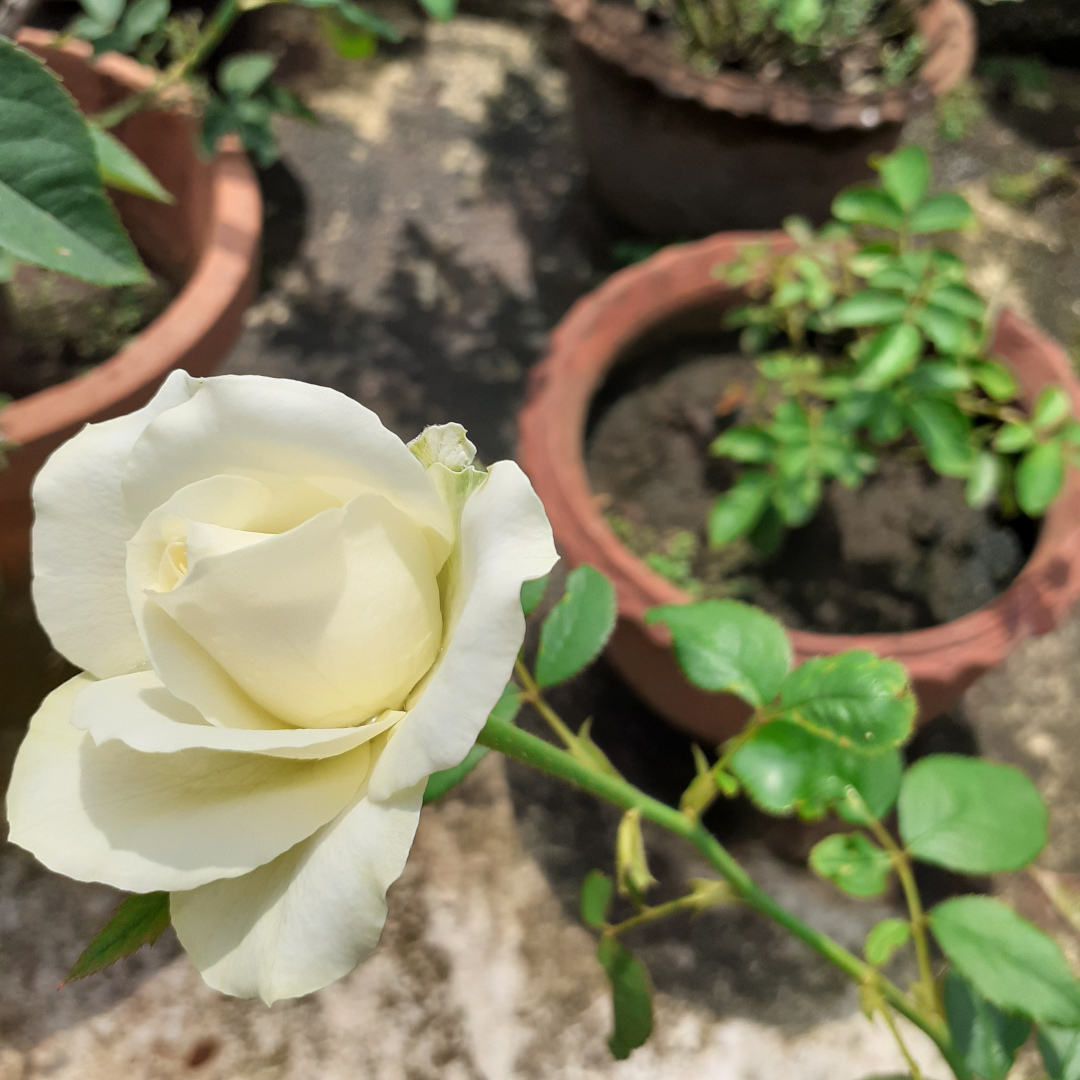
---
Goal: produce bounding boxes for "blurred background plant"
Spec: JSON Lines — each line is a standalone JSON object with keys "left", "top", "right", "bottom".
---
{"left": 0, "top": 0, "right": 456, "bottom": 291}
{"left": 637, "top": 0, "right": 1024, "bottom": 94}
{"left": 707, "top": 144, "right": 1078, "bottom": 554}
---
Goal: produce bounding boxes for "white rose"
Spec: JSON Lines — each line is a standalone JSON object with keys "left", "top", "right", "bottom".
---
{"left": 6, "top": 372, "right": 557, "bottom": 1003}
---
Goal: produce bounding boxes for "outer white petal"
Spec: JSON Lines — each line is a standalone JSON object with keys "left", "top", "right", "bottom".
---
{"left": 31, "top": 370, "right": 199, "bottom": 678}
{"left": 171, "top": 776, "right": 424, "bottom": 1004}
{"left": 368, "top": 461, "right": 558, "bottom": 801}
{"left": 6, "top": 675, "right": 371, "bottom": 893}
{"left": 72, "top": 671, "right": 404, "bottom": 760}
{"left": 122, "top": 374, "right": 453, "bottom": 560}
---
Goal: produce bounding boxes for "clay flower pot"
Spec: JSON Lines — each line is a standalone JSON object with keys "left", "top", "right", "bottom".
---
{"left": 0, "top": 31, "right": 261, "bottom": 582}
{"left": 518, "top": 233, "right": 1080, "bottom": 744}
{"left": 555, "top": 0, "right": 976, "bottom": 237}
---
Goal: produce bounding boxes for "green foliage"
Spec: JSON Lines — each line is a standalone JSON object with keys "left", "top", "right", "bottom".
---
{"left": 202, "top": 52, "right": 288, "bottom": 167}
{"left": 422, "top": 744, "right": 490, "bottom": 803}
{"left": 319, "top": 13, "right": 378, "bottom": 60}
{"left": 73, "top": 0, "right": 171, "bottom": 57}
{"left": 945, "top": 972, "right": 1032, "bottom": 1080}
{"left": 416, "top": 0, "right": 457, "bottom": 20}
{"left": 898, "top": 754, "right": 1047, "bottom": 874}
{"left": 67, "top": 892, "right": 170, "bottom": 983}
{"left": 645, "top": 600, "right": 791, "bottom": 707}
{"left": 908, "top": 193, "right": 975, "bottom": 235}
{"left": 520, "top": 573, "right": 550, "bottom": 617}
{"left": 775, "top": 651, "right": 914, "bottom": 752}
{"left": 0, "top": 40, "right": 146, "bottom": 285}
{"left": 875, "top": 145, "right": 929, "bottom": 211}
{"left": 289, "top": 0, "right": 404, "bottom": 46}
{"left": 1039, "top": 1025, "right": 1080, "bottom": 1080}
{"left": 936, "top": 80, "right": 986, "bottom": 142}
{"left": 643, "top": 530, "right": 702, "bottom": 596}
{"left": 90, "top": 126, "right": 173, "bottom": 203}
{"left": 864, "top": 918, "right": 910, "bottom": 966}
{"left": 597, "top": 937, "right": 653, "bottom": 1060}
{"left": 535, "top": 566, "right": 617, "bottom": 688}
{"left": 642, "top": 0, "right": 925, "bottom": 96}
{"left": 707, "top": 468, "right": 773, "bottom": 545}
{"left": 580, "top": 871, "right": 613, "bottom": 928}
{"left": 808, "top": 832, "right": 892, "bottom": 897}
{"left": 731, "top": 722, "right": 902, "bottom": 820}
{"left": 929, "top": 897, "right": 1080, "bottom": 1027}
{"left": 707, "top": 145, "right": 1075, "bottom": 554}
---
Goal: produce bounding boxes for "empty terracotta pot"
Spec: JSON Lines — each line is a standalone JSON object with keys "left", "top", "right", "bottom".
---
{"left": 555, "top": 0, "right": 976, "bottom": 237}
{"left": 0, "top": 31, "right": 261, "bottom": 583}
{"left": 518, "top": 233, "right": 1080, "bottom": 745}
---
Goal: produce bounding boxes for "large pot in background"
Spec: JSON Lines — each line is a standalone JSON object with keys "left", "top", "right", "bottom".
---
{"left": 518, "top": 232, "right": 1080, "bottom": 746}
{"left": 556, "top": 0, "right": 976, "bottom": 238}
{"left": 0, "top": 31, "right": 262, "bottom": 583}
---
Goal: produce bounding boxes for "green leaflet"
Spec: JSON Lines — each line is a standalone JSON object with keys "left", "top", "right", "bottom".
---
{"left": 67, "top": 892, "right": 170, "bottom": 983}
{"left": 930, "top": 897, "right": 1080, "bottom": 1027}
{"left": 535, "top": 566, "right": 617, "bottom": 687}
{"left": 898, "top": 755, "right": 1047, "bottom": 873}
{"left": 597, "top": 937, "right": 653, "bottom": 1060}
{"left": 0, "top": 40, "right": 145, "bottom": 284}
{"left": 645, "top": 600, "right": 791, "bottom": 707}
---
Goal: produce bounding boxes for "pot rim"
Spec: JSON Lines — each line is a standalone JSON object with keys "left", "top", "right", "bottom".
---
{"left": 552, "top": 0, "right": 976, "bottom": 131}
{"left": 0, "top": 30, "right": 261, "bottom": 448}
{"left": 519, "top": 231, "right": 1080, "bottom": 674}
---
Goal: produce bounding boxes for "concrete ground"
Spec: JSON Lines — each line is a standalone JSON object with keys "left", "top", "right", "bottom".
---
{"left": 2, "top": 7, "right": 1080, "bottom": 1078}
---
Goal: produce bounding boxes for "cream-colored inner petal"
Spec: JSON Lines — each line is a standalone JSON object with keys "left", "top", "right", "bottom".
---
{"left": 147, "top": 493, "right": 444, "bottom": 728}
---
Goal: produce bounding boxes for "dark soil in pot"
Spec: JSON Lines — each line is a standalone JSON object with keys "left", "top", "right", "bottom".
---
{"left": 0, "top": 264, "right": 174, "bottom": 400}
{"left": 585, "top": 344, "right": 1037, "bottom": 636}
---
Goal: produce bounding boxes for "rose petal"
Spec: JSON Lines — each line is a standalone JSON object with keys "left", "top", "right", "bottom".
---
{"left": 6, "top": 675, "right": 371, "bottom": 892}
{"left": 72, "top": 671, "right": 404, "bottom": 759}
{"left": 31, "top": 370, "right": 199, "bottom": 678}
{"left": 122, "top": 375, "right": 453, "bottom": 563}
{"left": 368, "top": 461, "right": 558, "bottom": 800}
{"left": 171, "top": 775, "right": 424, "bottom": 1003}
{"left": 146, "top": 493, "right": 443, "bottom": 728}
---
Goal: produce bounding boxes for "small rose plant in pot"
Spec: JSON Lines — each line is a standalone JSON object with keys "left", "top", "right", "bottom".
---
{"left": 6, "top": 352, "right": 1080, "bottom": 1078}
{"left": 638, "top": 0, "right": 1013, "bottom": 94}
{"left": 707, "top": 144, "right": 1079, "bottom": 556}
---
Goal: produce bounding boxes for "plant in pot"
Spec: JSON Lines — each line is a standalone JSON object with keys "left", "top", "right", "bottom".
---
{"left": 554, "top": 0, "right": 1008, "bottom": 237}
{"left": 0, "top": 0, "right": 457, "bottom": 581}
{"left": 518, "top": 143, "right": 1080, "bottom": 744}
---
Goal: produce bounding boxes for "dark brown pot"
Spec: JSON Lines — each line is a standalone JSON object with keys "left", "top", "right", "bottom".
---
{"left": 518, "top": 232, "right": 1080, "bottom": 745}
{"left": 557, "top": 0, "right": 976, "bottom": 237}
{"left": 0, "top": 32, "right": 262, "bottom": 583}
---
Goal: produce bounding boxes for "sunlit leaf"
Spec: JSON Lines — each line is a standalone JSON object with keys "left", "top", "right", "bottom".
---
{"left": 535, "top": 566, "right": 616, "bottom": 687}
{"left": 930, "top": 897, "right": 1080, "bottom": 1026}
{"left": 865, "top": 918, "right": 911, "bottom": 966}
{"left": 899, "top": 754, "right": 1047, "bottom": 873}
{"left": 809, "top": 832, "right": 892, "bottom": 897}
{"left": 644, "top": 600, "right": 791, "bottom": 707}
{"left": 0, "top": 40, "right": 145, "bottom": 284}
{"left": 580, "top": 870, "right": 613, "bottom": 928}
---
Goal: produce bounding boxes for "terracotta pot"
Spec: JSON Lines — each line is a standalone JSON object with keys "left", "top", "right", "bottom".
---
{"left": 0, "top": 31, "right": 261, "bottom": 583}
{"left": 555, "top": 0, "right": 976, "bottom": 237}
{"left": 518, "top": 232, "right": 1080, "bottom": 745}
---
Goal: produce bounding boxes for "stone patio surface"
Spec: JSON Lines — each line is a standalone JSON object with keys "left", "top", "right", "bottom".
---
{"left": 2, "top": 6, "right": 1080, "bottom": 1077}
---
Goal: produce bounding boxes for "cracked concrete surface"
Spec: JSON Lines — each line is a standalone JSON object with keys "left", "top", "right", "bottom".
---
{"left": 2, "top": 7, "right": 1080, "bottom": 1078}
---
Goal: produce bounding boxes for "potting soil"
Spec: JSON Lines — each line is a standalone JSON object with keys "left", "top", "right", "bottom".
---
{"left": 586, "top": 352, "right": 1032, "bottom": 634}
